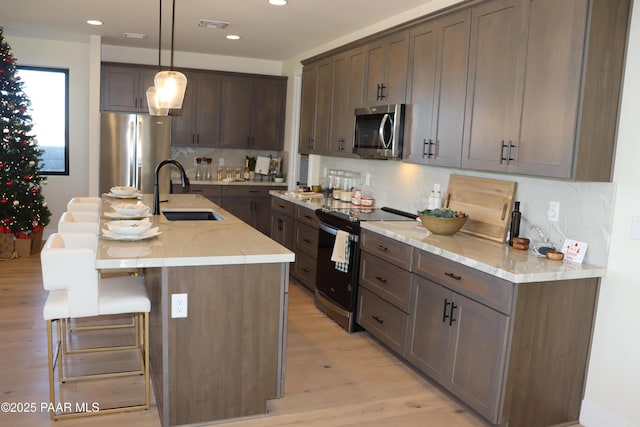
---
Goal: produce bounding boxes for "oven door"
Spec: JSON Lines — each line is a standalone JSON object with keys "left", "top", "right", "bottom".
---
{"left": 316, "top": 221, "right": 359, "bottom": 314}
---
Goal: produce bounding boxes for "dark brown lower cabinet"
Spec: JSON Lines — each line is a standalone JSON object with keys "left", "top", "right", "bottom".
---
{"left": 406, "top": 274, "right": 508, "bottom": 422}
{"left": 357, "top": 229, "right": 599, "bottom": 427}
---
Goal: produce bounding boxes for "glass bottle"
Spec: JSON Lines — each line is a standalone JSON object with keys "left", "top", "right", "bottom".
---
{"left": 204, "top": 157, "right": 213, "bottom": 181}
{"left": 194, "top": 157, "right": 202, "bottom": 181}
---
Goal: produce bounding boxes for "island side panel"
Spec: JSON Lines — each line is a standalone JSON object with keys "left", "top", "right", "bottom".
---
{"left": 501, "top": 278, "right": 599, "bottom": 427}
{"left": 165, "top": 263, "right": 284, "bottom": 426}
{"left": 143, "top": 267, "right": 166, "bottom": 421}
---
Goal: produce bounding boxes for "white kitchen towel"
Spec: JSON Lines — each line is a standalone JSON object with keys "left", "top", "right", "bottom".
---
{"left": 331, "top": 230, "right": 350, "bottom": 272}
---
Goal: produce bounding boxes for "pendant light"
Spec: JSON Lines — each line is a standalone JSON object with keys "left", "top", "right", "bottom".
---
{"left": 147, "top": 0, "right": 169, "bottom": 116}
{"left": 154, "top": 0, "right": 187, "bottom": 109}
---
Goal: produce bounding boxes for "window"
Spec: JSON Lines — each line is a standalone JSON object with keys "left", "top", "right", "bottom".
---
{"left": 15, "top": 66, "right": 69, "bottom": 175}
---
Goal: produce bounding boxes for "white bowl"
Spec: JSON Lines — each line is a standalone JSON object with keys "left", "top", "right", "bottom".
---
{"left": 110, "top": 186, "right": 138, "bottom": 196}
{"left": 112, "top": 202, "right": 149, "bottom": 217}
{"left": 106, "top": 219, "right": 152, "bottom": 236}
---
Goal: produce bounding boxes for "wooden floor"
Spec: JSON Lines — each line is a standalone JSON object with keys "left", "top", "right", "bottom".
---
{"left": 0, "top": 254, "right": 578, "bottom": 426}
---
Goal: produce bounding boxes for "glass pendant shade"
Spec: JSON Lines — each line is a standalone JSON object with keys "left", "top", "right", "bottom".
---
{"left": 146, "top": 86, "right": 169, "bottom": 116}
{"left": 154, "top": 70, "right": 187, "bottom": 109}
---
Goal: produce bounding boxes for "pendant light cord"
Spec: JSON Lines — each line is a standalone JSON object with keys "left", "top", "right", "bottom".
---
{"left": 170, "top": 0, "right": 176, "bottom": 71}
{"left": 157, "top": 0, "right": 162, "bottom": 72}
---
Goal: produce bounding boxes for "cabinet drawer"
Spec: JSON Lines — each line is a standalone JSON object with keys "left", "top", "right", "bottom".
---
{"left": 295, "top": 205, "right": 319, "bottom": 227}
{"left": 359, "top": 252, "right": 411, "bottom": 313}
{"left": 360, "top": 230, "right": 413, "bottom": 270}
{"left": 222, "top": 186, "right": 276, "bottom": 198}
{"left": 184, "top": 184, "right": 222, "bottom": 198}
{"left": 357, "top": 287, "right": 408, "bottom": 355}
{"left": 292, "top": 250, "right": 317, "bottom": 291}
{"left": 271, "top": 198, "right": 295, "bottom": 218}
{"left": 413, "top": 250, "right": 514, "bottom": 314}
{"left": 295, "top": 222, "right": 318, "bottom": 257}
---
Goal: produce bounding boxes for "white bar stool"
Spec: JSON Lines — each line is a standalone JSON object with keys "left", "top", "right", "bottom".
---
{"left": 41, "top": 232, "right": 150, "bottom": 420}
{"left": 67, "top": 197, "right": 101, "bottom": 213}
{"left": 58, "top": 211, "right": 100, "bottom": 233}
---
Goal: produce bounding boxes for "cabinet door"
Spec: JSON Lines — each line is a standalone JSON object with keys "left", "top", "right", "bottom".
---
{"left": 313, "top": 58, "right": 333, "bottom": 155}
{"left": 101, "top": 65, "right": 156, "bottom": 113}
{"left": 406, "top": 275, "right": 452, "bottom": 383}
{"left": 329, "top": 47, "right": 365, "bottom": 157}
{"left": 432, "top": 11, "right": 471, "bottom": 167}
{"left": 222, "top": 197, "right": 252, "bottom": 225}
{"left": 271, "top": 212, "right": 295, "bottom": 250}
{"left": 220, "top": 75, "right": 252, "bottom": 148}
{"left": 298, "top": 65, "right": 318, "bottom": 154}
{"left": 461, "top": 0, "right": 527, "bottom": 172}
{"left": 404, "top": 21, "right": 439, "bottom": 164}
{"left": 513, "top": 0, "right": 588, "bottom": 178}
{"left": 365, "top": 31, "right": 409, "bottom": 105}
{"left": 252, "top": 77, "right": 286, "bottom": 150}
{"left": 171, "top": 71, "right": 197, "bottom": 146}
{"left": 445, "top": 292, "right": 509, "bottom": 423}
{"left": 253, "top": 197, "right": 273, "bottom": 236}
{"left": 299, "top": 58, "right": 332, "bottom": 155}
{"left": 194, "top": 73, "right": 221, "bottom": 147}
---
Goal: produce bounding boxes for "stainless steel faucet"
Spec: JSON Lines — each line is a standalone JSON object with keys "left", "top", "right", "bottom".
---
{"left": 153, "top": 160, "right": 190, "bottom": 214}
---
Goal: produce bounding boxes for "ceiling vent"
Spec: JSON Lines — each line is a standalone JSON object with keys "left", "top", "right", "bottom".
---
{"left": 197, "top": 20, "right": 229, "bottom": 29}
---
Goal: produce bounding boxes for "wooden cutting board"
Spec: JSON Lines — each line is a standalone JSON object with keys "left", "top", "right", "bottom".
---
{"left": 444, "top": 175, "right": 517, "bottom": 242}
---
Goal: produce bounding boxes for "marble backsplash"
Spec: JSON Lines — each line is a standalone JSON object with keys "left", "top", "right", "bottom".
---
{"left": 313, "top": 157, "right": 615, "bottom": 267}
{"left": 171, "top": 146, "right": 288, "bottom": 182}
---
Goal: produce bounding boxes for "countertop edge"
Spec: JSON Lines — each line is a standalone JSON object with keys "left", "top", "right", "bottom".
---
{"left": 361, "top": 221, "right": 606, "bottom": 284}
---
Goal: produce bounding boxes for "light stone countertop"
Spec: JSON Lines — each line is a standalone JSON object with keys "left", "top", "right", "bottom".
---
{"left": 268, "top": 191, "right": 606, "bottom": 284}
{"left": 360, "top": 221, "right": 606, "bottom": 284}
{"left": 96, "top": 194, "right": 295, "bottom": 270}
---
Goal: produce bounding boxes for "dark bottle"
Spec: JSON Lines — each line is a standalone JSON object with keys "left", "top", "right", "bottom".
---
{"left": 508, "top": 201, "right": 521, "bottom": 246}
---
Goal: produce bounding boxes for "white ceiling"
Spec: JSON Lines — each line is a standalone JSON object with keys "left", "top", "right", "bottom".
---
{"left": 1, "top": 0, "right": 442, "bottom": 60}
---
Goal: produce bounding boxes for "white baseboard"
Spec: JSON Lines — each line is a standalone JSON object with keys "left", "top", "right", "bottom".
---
{"left": 580, "top": 399, "right": 630, "bottom": 427}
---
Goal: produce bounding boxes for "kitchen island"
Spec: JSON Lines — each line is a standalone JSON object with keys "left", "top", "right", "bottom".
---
{"left": 95, "top": 194, "right": 295, "bottom": 427}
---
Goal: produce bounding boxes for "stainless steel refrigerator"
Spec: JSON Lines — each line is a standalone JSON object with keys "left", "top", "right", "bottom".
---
{"left": 99, "top": 113, "right": 172, "bottom": 195}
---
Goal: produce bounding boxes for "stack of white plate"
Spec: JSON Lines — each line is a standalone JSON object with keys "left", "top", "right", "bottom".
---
{"left": 101, "top": 218, "right": 160, "bottom": 241}
{"left": 108, "top": 186, "right": 140, "bottom": 198}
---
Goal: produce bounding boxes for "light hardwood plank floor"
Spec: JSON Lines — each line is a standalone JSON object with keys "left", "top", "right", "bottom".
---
{"left": 0, "top": 254, "right": 581, "bottom": 426}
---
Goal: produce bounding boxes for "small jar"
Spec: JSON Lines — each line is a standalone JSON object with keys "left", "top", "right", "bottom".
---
{"left": 361, "top": 197, "right": 374, "bottom": 207}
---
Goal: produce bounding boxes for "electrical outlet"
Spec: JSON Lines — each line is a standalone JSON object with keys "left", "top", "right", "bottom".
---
{"left": 171, "top": 293, "right": 188, "bottom": 318}
{"left": 547, "top": 201, "right": 560, "bottom": 222}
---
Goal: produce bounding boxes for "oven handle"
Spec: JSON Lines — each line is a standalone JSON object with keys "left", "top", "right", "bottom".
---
{"left": 319, "top": 222, "right": 358, "bottom": 242}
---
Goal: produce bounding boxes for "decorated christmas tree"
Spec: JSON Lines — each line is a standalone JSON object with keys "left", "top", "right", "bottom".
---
{"left": 0, "top": 27, "right": 51, "bottom": 243}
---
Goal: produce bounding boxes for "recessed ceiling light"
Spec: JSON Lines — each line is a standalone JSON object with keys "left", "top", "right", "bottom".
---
{"left": 268, "top": 0, "right": 288, "bottom": 6}
{"left": 87, "top": 19, "right": 103, "bottom": 26}
{"left": 226, "top": 35, "right": 241, "bottom": 40}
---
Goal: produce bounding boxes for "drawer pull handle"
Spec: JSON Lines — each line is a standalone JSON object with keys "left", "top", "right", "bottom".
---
{"left": 303, "top": 238, "right": 312, "bottom": 244}
{"left": 376, "top": 245, "right": 388, "bottom": 251}
{"left": 449, "top": 303, "right": 458, "bottom": 326}
{"left": 372, "top": 315, "right": 384, "bottom": 324}
{"left": 375, "top": 276, "right": 388, "bottom": 284}
{"left": 304, "top": 215, "right": 313, "bottom": 220}
{"left": 191, "top": 189, "right": 204, "bottom": 193}
{"left": 445, "top": 272, "right": 462, "bottom": 281}
{"left": 302, "top": 268, "right": 310, "bottom": 273}
{"left": 443, "top": 298, "right": 451, "bottom": 323}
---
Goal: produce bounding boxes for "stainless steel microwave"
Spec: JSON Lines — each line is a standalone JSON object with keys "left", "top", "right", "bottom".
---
{"left": 353, "top": 104, "right": 405, "bottom": 160}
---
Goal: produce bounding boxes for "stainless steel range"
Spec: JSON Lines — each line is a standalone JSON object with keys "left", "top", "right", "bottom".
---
{"left": 314, "top": 207, "right": 417, "bottom": 332}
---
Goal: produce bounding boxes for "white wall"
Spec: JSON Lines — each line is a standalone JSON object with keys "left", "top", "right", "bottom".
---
{"left": 6, "top": 35, "right": 93, "bottom": 238}
{"left": 580, "top": 1, "right": 640, "bottom": 425}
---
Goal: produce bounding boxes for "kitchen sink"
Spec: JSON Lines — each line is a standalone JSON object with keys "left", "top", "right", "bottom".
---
{"left": 162, "top": 209, "right": 224, "bottom": 221}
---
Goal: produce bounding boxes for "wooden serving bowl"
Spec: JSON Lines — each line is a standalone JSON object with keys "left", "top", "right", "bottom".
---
{"left": 419, "top": 215, "right": 468, "bottom": 235}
